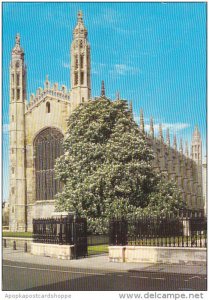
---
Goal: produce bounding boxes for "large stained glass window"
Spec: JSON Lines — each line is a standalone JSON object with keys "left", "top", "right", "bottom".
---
{"left": 34, "top": 127, "right": 63, "bottom": 200}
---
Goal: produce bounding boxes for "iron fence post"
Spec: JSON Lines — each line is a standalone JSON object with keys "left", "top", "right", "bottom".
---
{"left": 13, "top": 241, "right": 16, "bottom": 250}
{"left": 24, "top": 242, "right": 27, "bottom": 252}
{"left": 74, "top": 214, "right": 77, "bottom": 259}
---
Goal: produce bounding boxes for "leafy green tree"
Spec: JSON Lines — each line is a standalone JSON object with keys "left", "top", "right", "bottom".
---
{"left": 145, "top": 179, "right": 185, "bottom": 216}
{"left": 55, "top": 98, "right": 185, "bottom": 233}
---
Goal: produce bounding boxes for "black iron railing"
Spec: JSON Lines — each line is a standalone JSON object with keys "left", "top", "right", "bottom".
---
{"left": 33, "top": 215, "right": 87, "bottom": 258}
{"left": 109, "top": 211, "right": 207, "bottom": 248}
{"left": 33, "top": 215, "right": 74, "bottom": 245}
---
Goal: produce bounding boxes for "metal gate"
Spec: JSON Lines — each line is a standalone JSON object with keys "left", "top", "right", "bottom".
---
{"left": 74, "top": 217, "right": 88, "bottom": 258}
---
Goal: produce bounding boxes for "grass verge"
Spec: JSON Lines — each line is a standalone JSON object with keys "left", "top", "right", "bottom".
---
{"left": 2, "top": 232, "right": 32, "bottom": 238}
{"left": 88, "top": 244, "right": 108, "bottom": 254}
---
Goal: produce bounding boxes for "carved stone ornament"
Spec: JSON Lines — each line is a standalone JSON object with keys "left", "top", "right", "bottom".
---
{"left": 12, "top": 45, "right": 23, "bottom": 55}
{"left": 16, "top": 34, "right": 20, "bottom": 44}
{"left": 12, "top": 34, "right": 24, "bottom": 55}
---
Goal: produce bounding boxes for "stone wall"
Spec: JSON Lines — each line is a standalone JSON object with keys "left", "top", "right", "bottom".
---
{"left": 31, "top": 242, "right": 75, "bottom": 260}
{"left": 109, "top": 246, "right": 206, "bottom": 265}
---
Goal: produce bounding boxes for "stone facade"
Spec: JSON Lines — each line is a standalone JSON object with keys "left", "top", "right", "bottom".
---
{"left": 9, "top": 11, "right": 205, "bottom": 232}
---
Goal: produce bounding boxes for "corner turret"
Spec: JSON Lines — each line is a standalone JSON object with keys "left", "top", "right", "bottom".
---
{"left": 70, "top": 11, "right": 91, "bottom": 109}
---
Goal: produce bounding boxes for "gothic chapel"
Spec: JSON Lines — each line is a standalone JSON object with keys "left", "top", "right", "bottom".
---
{"left": 9, "top": 12, "right": 204, "bottom": 232}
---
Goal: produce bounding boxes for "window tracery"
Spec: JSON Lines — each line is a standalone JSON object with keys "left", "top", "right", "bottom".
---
{"left": 74, "top": 72, "right": 78, "bottom": 85}
{"left": 75, "top": 55, "right": 78, "bottom": 69}
{"left": 34, "top": 128, "right": 63, "bottom": 201}
{"left": 80, "top": 55, "right": 84, "bottom": 68}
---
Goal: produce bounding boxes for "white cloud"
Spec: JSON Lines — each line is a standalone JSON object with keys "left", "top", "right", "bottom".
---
{"left": 91, "top": 62, "right": 107, "bottom": 75}
{"left": 114, "top": 27, "right": 133, "bottom": 35}
{"left": 144, "top": 122, "right": 190, "bottom": 134}
{"left": 103, "top": 8, "right": 118, "bottom": 24}
{"left": 111, "top": 64, "right": 139, "bottom": 76}
{"left": 65, "top": 60, "right": 138, "bottom": 77}
{"left": 134, "top": 115, "right": 190, "bottom": 134}
{"left": 91, "top": 8, "right": 134, "bottom": 35}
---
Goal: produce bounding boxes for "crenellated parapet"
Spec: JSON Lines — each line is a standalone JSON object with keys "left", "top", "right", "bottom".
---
{"left": 25, "top": 77, "right": 70, "bottom": 113}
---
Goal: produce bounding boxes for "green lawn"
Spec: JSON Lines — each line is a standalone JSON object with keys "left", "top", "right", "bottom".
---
{"left": 88, "top": 244, "right": 108, "bottom": 254}
{"left": 2, "top": 232, "right": 32, "bottom": 238}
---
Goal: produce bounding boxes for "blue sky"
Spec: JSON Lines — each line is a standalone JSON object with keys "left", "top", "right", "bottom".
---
{"left": 2, "top": 2, "right": 206, "bottom": 201}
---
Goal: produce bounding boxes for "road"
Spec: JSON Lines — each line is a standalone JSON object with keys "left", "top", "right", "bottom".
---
{"left": 2, "top": 260, "right": 207, "bottom": 291}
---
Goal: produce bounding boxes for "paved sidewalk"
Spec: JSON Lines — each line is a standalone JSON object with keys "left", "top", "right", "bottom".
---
{"left": 2, "top": 248, "right": 207, "bottom": 275}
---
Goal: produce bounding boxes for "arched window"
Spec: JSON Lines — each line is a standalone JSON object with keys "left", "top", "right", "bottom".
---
{"left": 46, "top": 102, "right": 50, "bottom": 113}
{"left": 17, "top": 89, "right": 20, "bottom": 100}
{"left": 11, "top": 89, "right": 14, "bottom": 101}
{"left": 34, "top": 128, "right": 63, "bottom": 201}
{"left": 16, "top": 74, "right": 20, "bottom": 86}
{"left": 74, "top": 72, "right": 78, "bottom": 85}
{"left": 80, "top": 55, "right": 84, "bottom": 68}
{"left": 75, "top": 55, "right": 78, "bottom": 69}
{"left": 11, "top": 74, "right": 14, "bottom": 85}
{"left": 81, "top": 72, "right": 84, "bottom": 85}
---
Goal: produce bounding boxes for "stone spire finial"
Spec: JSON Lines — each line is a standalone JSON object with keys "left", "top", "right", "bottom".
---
{"left": 101, "top": 80, "right": 105, "bottom": 97}
{"left": 166, "top": 128, "right": 170, "bottom": 147}
{"left": 139, "top": 108, "right": 145, "bottom": 134}
{"left": 16, "top": 33, "right": 20, "bottom": 45}
{"left": 73, "top": 10, "right": 87, "bottom": 39}
{"left": 185, "top": 141, "right": 189, "bottom": 157}
{"left": 77, "top": 10, "right": 83, "bottom": 23}
{"left": 12, "top": 33, "right": 24, "bottom": 55}
{"left": 44, "top": 74, "right": 50, "bottom": 89}
{"left": 149, "top": 116, "right": 154, "bottom": 138}
{"left": 129, "top": 101, "right": 133, "bottom": 116}
{"left": 158, "top": 123, "right": 163, "bottom": 141}
{"left": 173, "top": 134, "right": 177, "bottom": 150}
{"left": 191, "top": 124, "right": 202, "bottom": 163}
{"left": 192, "top": 125, "right": 201, "bottom": 139}
{"left": 116, "top": 91, "right": 120, "bottom": 100}
{"left": 179, "top": 138, "right": 183, "bottom": 154}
